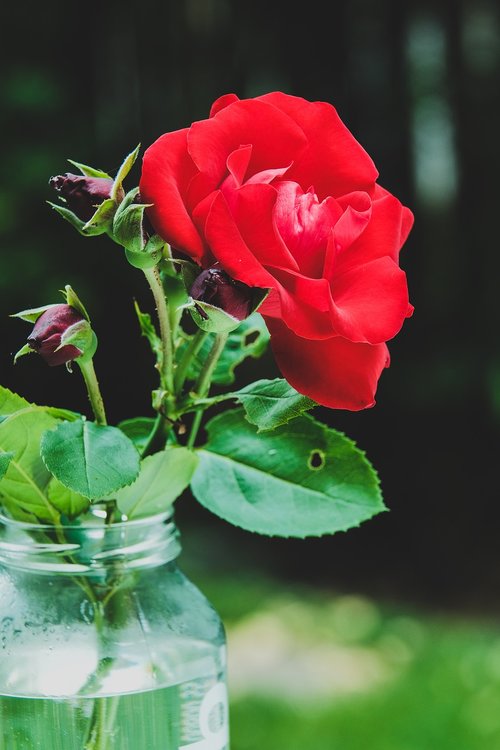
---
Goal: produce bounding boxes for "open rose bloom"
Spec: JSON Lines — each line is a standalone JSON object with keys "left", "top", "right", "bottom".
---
{"left": 140, "top": 92, "right": 413, "bottom": 410}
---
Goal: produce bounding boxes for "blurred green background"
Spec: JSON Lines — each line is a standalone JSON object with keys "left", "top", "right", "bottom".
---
{"left": 1, "top": 0, "right": 499, "bottom": 747}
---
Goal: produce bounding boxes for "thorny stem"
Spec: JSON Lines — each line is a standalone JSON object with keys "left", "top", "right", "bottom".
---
{"left": 143, "top": 265, "right": 174, "bottom": 395}
{"left": 78, "top": 358, "right": 107, "bottom": 425}
{"left": 187, "top": 332, "right": 228, "bottom": 449}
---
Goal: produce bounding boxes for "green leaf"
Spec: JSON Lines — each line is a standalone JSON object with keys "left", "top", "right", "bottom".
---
{"left": 0, "top": 408, "right": 61, "bottom": 521}
{"left": 0, "top": 385, "right": 80, "bottom": 423}
{"left": 0, "top": 452, "right": 13, "bottom": 480}
{"left": 118, "top": 417, "right": 156, "bottom": 453}
{"left": 40, "top": 407, "right": 81, "bottom": 422}
{"left": 0, "top": 386, "right": 30, "bottom": 416}
{"left": 186, "top": 313, "right": 270, "bottom": 385}
{"left": 191, "top": 409, "right": 384, "bottom": 538}
{"left": 47, "top": 477, "right": 90, "bottom": 518}
{"left": 40, "top": 420, "right": 140, "bottom": 500}
{"left": 134, "top": 301, "right": 162, "bottom": 363}
{"left": 235, "top": 378, "right": 316, "bottom": 431}
{"left": 67, "top": 159, "right": 112, "bottom": 179}
{"left": 114, "top": 447, "right": 198, "bottom": 519}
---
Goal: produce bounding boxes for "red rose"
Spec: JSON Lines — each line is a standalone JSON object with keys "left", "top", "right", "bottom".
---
{"left": 140, "top": 92, "right": 413, "bottom": 410}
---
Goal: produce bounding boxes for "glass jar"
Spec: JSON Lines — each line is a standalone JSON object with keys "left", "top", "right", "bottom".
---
{"left": 0, "top": 512, "right": 229, "bottom": 750}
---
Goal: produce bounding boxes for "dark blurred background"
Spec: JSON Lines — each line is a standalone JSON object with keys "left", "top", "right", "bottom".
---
{"left": 1, "top": 0, "right": 498, "bottom": 616}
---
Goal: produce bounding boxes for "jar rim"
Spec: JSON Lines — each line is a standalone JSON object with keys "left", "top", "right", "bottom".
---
{"left": 0, "top": 510, "right": 173, "bottom": 533}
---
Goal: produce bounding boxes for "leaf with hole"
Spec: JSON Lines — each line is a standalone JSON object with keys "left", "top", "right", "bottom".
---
{"left": 40, "top": 420, "right": 140, "bottom": 500}
{"left": 191, "top": 408, "right": 384, "bottom": 537}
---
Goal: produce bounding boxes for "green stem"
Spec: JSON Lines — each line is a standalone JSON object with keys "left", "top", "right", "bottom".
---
{"left": 143, "top": 265, "right": 174, "bottom": 394}
{"left": 78, "top": 359, "right": 107, "bottom": 425}
{"left": 187, "top": 409, "right": 204, "bottom": 450}
{"left": 174, "top": 329, "right": 209, "bottom": 395}
{"left": 140, "top": 413, "right": 168, "bottom": 457}
{"left": 85, "top": 695, "right": 120, "bottom": 750}
{"left": 187, "top": 332, "right": 228, "bottom": 449}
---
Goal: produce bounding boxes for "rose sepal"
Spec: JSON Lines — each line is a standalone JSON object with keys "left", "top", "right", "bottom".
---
{"left": 72, "top": 331, "right": 98, "bottom": 364}
{"left": 11, "top": 303, "right": 61, "bottom": 324}
{"left": 13, "top": 343, "right": 34, "bottom": 364}
{"left": 49, "top": 145, "right": 139, "bottom": 237}
{"left": 183, "top": 298, "right": 244, "bottom": 333}
{"left": 66, "top": 159, "right": 112, "bottom": 179}
{"left": 80, "top": 198, "right": 117, "bottom": 236}
{"left": 111, "top": 144, "right": 141, "bottom": 201}
{"left": 46, "top": 201, "right": 88, "bottom": 235}
{"left": 112, "top": 187, "right": 165, "bottom": 269}
{"left": 186, "top": 283, "right": 269, "bottom": 333}
{"left": 62, "top": 285, "right": 91, "bottom": 322}
{"left": 57, "top": 319, "right": 96, "bottom": 361}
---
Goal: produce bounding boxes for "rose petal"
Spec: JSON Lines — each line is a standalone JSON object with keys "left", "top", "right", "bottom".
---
{"left": 204, "top": 190, "right": 334, "bottom": 338}
{"left": 266, "top": 317, "right": 390, "bottom": 410}
{"left": 258, "top": 92, "right": 378, "bottom": 198}
{"left": 329, "top": 256, "right": 411, "bottom": 344}
{"left": 187, "top": 98, "right": 307, "bottom": 188}
{"left": 231, "top": 183, "right": 300, "bottom": 272}
{"left": 262, "top": 266, "right": 336, "bottom": 338}
{"left": 274, "top": 181, "right": 343, "bottom": 278}
{"left": 335, "top": 187, "right": 414, "bottom": 272}
{"left": 210, "top": 93, "right": 240, "bottom": 117}
{"left": 226, "top": 144, "right": 253, "bottom": 187}
{"left": 140, "top": 129, "right": 205, "bottom": 261}
{"left": 204, "top": 190, "right": 278, "bottom": 289}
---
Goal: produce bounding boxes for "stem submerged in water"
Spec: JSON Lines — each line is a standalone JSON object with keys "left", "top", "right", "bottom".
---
{"left": 84, "top": 695, "right": 121, "bottom": 750}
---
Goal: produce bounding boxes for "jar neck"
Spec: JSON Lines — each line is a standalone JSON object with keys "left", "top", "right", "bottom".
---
{"left": 0, "top": 512, "right": 181, "bottom": 575}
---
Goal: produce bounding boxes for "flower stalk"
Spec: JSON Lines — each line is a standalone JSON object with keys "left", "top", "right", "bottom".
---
{"left": 143, "top": 265, "right": 175, "bottom": 395}
{"left": 187, "top": 332, "right": 228, "bottom": 449}
{"left": 78, "top": 358, "right": 107, "bottom": 425}
{"left": 174, "top": 329, "right": 209, "bottom": 395}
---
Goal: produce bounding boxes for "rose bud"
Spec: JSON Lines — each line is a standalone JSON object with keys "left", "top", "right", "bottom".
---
{"left": 190, "top": 268, "right": 261, "bottom": 321}
{"left": 27, "top": 304, "right": 89, "bottom": 366}
{"left": 49, "top": 174, "right": 115, "bottom": 222}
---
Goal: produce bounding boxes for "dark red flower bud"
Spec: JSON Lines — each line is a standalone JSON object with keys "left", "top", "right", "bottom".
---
{"left": 49, "top": 174, "right": 114, "bottom": 222}
{"left": 190, "top": 268, "right": 258, "bottom": 321}
{"left": 27, "top": 304, "right": 86, "bottom": 366}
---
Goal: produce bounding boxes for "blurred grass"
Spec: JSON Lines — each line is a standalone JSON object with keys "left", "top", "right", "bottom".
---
{"left": 193, "top": 571, "right": 500, "bottom": 750}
